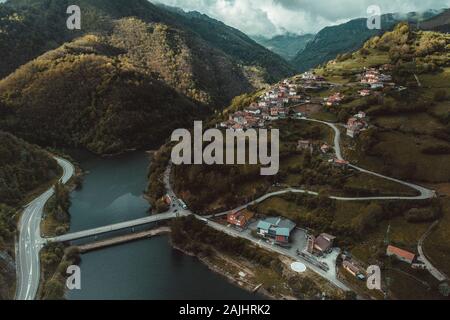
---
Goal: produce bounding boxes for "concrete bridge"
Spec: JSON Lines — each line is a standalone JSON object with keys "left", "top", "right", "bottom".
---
{"left": 48, "top": 211, "right": 190, "bottom": 243}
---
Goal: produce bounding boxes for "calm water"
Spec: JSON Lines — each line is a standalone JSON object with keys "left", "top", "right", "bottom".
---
{"left": 66, "top": 151, "right": 259, "bottom": 300}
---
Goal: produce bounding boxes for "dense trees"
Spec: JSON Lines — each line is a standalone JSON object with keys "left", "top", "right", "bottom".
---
{"left": 0, "top": 131, "right": 59, "bottom": 206}
{"left": 40, "top": 244, "right": 80, "bottom": 300}
{"left": 45, "top": 182, "right": 71, "bottom": 230}
{"left": 0, "top": 35, "right": 199, "bottom": 154}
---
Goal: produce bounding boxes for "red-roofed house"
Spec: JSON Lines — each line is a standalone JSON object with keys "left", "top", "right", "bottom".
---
{"left": 227, "top": 210, "right": 254, "bottom": 229}
{"left": 386, "top": 245, "right": 416, "bottom": 264}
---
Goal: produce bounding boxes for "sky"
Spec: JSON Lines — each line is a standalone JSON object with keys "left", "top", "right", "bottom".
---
{"left": 155, "top": 0, "right": 450, "bottom": 37}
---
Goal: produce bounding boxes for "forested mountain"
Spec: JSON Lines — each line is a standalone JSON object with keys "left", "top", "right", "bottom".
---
{"left": 292, "top": 16, "right": 398, "bottom": 72}
{"left": 0, "top": 33, "right": 202, "bottom": 154}
{"left": 253, "top": 33, "right": 315, "bottom": 61}
{"left": 0, "top": 131, "right": 59, "bottom": 207}
{"left": 0, "top": 0, "right": 296, "bottom": 154}
{"left": 292, "top": 11, "right": 442, "bottom": 72}
{"left": 158, "top": 4, "right": 295, "bottom": 82}
{"left": 420, "top": 9, "right": 450, "bottom": 33}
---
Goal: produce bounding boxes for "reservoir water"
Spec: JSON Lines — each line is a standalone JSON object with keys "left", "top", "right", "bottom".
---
{"left": 65, "top": 151, "right": 259, "bottom": 300}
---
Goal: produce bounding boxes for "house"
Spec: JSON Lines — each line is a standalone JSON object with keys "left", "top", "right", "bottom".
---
{"left": 258, "top": 101, "right": 267, "bottom": 107}
{"left": 227, "top": 210, "right": 254, "bottom": 229}
{"left": 359, "top": 89, "right": 371, "bottom": 97}
{"left": 270, "top": 107, "right": 280, "bottom": 117}
{"left": 343, "top": 260, "right": 360, "bottom": 277}
{"left": 321, "top": 144, "right": 331, "bottom": 154}
{"left": 163, "top": 194, "right": 172, "bottom": 205}
{"left": 297, "top": 140, "right": 312, "bottom": 151}
{"left": 313, "top": 233, "right": 336, "bottom": 253}
{"left": 245, "top": 106, "right": 261, "bottom": 115}
{"left": 257, "top": 217, "right": 296, "bottom": 244}
{"left": 333, "top": 159, "right": 349, "bottom": 168}
{"left": 355, "top": 111, "right": 366, "bottom": 119}
{"left": 371, "top": 83, "right": 384, "bottom": 90}
{"left": 386, "top": 245, "right": 416, "bottom": 264}
{"left": 325, "top": 93, "right": 344, "bottom": 107}
{"left": 346, "top": 116, "right": 367, "bottom": 138}
{"left": 347, "top": 125, "right": 360, "bottom": 138}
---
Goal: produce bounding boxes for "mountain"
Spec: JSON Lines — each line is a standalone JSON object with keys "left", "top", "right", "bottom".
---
{"left": 292, "top": 11, "right": 443, "bottom": 72}
{"left": 0, "top": 33, "right": 201, "bottom": 154}
{"left": 252, "top": 33, "right": 315, "bottom": 61}
{"left": 157, "top": 4, "right": 295, "bottom": 82}
{"left": 0, "top": 0, "right": 296, "bottom": 154}
{"left": 1, "top": 0, "right": 294, "bottom": 83}
{"left": 292, "top": 16, "right": 398, "bottom": 72}
{"left": 0, "top": 131, "right": 59, "bottom": 207}
{"left": 420, "top": 9, "right": 450, "bottom": 33}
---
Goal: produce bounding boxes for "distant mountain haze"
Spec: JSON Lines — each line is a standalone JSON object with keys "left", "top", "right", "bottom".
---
{"left": 252, "top": 33, "right": 315, "bottom": 61}
{"left": 292, "top": 10, "right": 445, "bottom": 71}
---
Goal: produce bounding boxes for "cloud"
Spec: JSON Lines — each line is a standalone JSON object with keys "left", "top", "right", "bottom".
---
{"left": 155, "top": 0, "right": 450, "bottom": 37}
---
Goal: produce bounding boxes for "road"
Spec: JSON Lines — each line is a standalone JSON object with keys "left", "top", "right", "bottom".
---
{"left": 15, "top": 157, "right": 74, "bottom": 300}
{"left": 48, "top": 211, "right": 188, "bottom": 242}
{"left": 20, "top": 117, "right": 437, "bottom": 299}
{"left": 303, "top": 118, "right": 436, "bottom": 200}
{"left": 46, "top": 117, "right": 437, "bottom": 295}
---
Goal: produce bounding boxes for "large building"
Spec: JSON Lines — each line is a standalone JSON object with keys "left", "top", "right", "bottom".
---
{"left": 256, "top": 217, "right": 296, "bottom": 244}
{"left": 227, "top": 210, "right": 254, "bottom": 229}
{"left": 308, "top": 233, "right": 336, "bottom": 254}
{"left": 386, "top": 245, "right": 416, "bottom": 264}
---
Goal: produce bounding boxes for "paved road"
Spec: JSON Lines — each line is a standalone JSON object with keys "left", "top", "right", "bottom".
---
{"left": 15, "top": 157, "right": 74, "bottom": 300}
{"left": 50, "top": 165, "right": 190, "bottom": 243}
{"left": 200, "top": 217, "right": 349, "bottom": 291}
{"left": 303, "top": 118, "right": 436, "bottom": 200}
{"left": 38, "top": 118, "right": 438, "bottom": 297}
{"left": 48, "top": 211, "right": 188, "bottom": 242}
{"left": 418, "top": 221, "right": 447, "bottom": 282}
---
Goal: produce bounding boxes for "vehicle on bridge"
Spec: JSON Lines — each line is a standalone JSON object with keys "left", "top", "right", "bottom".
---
{"left": 178, "top": 199, "right": 188, "bottom": 210}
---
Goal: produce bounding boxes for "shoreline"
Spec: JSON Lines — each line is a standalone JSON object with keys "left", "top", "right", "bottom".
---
{"left": 170, "top": 241, "right": 277, "bottom": 300}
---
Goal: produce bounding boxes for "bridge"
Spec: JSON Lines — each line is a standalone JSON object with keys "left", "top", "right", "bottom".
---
{"left": 48, "top": 211, "right": 190, "bottom": 243}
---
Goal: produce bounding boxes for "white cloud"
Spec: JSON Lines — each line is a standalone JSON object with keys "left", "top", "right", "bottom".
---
{"left": 155, "top": 0, "right": 450, "bottom": 37}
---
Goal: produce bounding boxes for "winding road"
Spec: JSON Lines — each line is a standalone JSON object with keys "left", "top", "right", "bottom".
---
{"left": 15, "top": 118, "right": 440, "bottom": 300}
{"left": 15, "top": 157, "right": 75, "bottom": 300}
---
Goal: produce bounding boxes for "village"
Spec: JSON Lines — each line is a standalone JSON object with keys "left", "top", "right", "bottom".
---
{"left": 214, "top": 64, "right": 430, "bottom": 291}
{"left": 219, "top": 64, "right": 405, "bottom": 140}
{"left": 217, "top": 203, "right": 428, "bottom": 287}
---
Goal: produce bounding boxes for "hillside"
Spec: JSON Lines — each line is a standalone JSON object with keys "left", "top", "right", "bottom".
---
{"left": 420, "top": 9, "right": 450, "bottom": 33}
{"left": 0, "top": 0, "right": 294, "bottom": 83}
{"left": 292, "top": 16, "right": 398, "bottom": 72}
{"left": 315, "top": 23, "right": 450, "bottom": 183}
{"left": 158, "top": 5, "right": 295, "bottom": 82}
{"left": 292, "top": 11, "right": 443, "bottom": 72}
{"left": 0, "top": 131, "right": 58, "bottom": 299}
{"left": 0, "top": 34, "right": 201, "bottom": 154}
{"left": 253, "top": 33, "right": 315, "bottom": 61}
{"left": 157, "top": 23, "right": 450, "bottom": 299}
